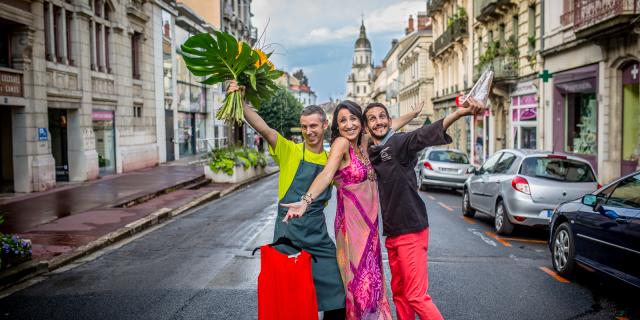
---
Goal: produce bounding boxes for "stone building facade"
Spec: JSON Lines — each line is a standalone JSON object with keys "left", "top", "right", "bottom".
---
{"left": 0, "top": 0, "right": 162, "bottom": 193}
{"left": 541, "top": 0, "right": 639, "bottom": 183}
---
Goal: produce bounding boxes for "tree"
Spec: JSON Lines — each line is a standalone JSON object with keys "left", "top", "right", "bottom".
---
{"left": 257, "top": 87, "right": 303, "bottom": 139}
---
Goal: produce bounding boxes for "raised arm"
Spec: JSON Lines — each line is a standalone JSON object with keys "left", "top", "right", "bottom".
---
{"left": 228, "top": 80, "right": 278, "bottom": 149}
{"left": 442, "top": 97, "right": 485, "bottom": 131}
{"left": 391, "top": 101, "right": 423, "bottom": 132}
{"left": 281, "top": 137, "right": 350, "bottom": 222}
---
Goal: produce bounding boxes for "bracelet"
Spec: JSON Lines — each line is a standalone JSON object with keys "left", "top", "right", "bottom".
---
{"left": 301, "top": 192, "right": 313, "bottom": 205}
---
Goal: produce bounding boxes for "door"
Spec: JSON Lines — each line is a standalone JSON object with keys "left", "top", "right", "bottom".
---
{"left": 471, "top": 152, "right": 502, "bottom": 212}
{"left": 615, "top": 173, "right": 640, "bottom": 284}
{"left": 165, "top": 109, "right": 175, "bottom": 161}
{"left": 575, "top": 173, "right": 640, "bottom": 279}
{"left": 485, "top": 152, "right": 517, "bottom": 211}
{"left": 0, "top": 108, "right": 13, "bottom": 192}
{"left": 48, "top": 109, "right": 69, "bottom": 182}
{"left": 621, "top": 62, "right": 639, "bottom": 176}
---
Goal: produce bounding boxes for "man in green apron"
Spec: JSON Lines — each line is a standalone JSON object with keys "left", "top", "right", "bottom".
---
{"left": 229, "top": 82, "right": 346, "bottom": 319}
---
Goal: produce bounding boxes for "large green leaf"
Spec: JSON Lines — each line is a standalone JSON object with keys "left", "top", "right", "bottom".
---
{"left": 181, "top": 31, "right": 258, "bottom": 81}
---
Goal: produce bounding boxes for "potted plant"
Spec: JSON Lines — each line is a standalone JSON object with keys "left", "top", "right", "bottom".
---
{"left": 204, "top": 146, "right": 268, "bottom": 183}
{"left": 0, "top": 215, "right": 33, "bottom": 271}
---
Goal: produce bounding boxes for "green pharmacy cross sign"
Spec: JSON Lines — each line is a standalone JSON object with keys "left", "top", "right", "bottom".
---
{"left": 539, "top": 69, "right": 553, "bottom": 83}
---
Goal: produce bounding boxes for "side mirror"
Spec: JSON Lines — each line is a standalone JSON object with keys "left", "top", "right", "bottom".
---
{"left": 581, "top": 194, "right": 597, "bottom": 207}
{"left": 582, "top": 194, "right": 606, "bottom": 212}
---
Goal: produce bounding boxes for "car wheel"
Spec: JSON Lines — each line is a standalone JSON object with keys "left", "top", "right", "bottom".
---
{"left": 552, "top": 222, "right": 576, "bottom": 277}
{"left": 462, "top": 189, "right": 475, "bottom": 218}
{"left": 495, "top": 201, "right": 514, "bottom": 235}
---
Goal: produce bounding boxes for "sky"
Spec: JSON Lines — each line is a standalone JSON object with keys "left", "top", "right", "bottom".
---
{"left": 252, "top": 0, "right": 427, "bottom": 103}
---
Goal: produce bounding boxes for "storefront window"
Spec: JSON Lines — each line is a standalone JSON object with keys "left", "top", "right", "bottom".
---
{"left": 511, "top": 93, "right": 538, "bottom": 149}
{"left": 93, "top": 111, "right": 116, "bottom": 175}
{"left": 565, "top": 92, "right": 597, "bottom": 155}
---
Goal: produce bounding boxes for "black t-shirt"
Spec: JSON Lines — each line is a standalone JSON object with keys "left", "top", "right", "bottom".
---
{"left": 368, "top": 119, "right": 453, "bottom": 237}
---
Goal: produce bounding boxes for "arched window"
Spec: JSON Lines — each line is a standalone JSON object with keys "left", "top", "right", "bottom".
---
{"left": 90, "top": 0, "right": 113, "bottom": 73}
{"left": 357, "top": 86, "right": 360, "bottom": 94}
{"left": 43, "top": 0, "right": 76, "bottom": 65}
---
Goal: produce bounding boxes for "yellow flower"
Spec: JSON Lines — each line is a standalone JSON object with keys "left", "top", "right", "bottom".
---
{"left": 237, "top": 41, "right": 244, "bottom": 57}
{"left": 254, "top": 48, "right": 267, "bottom": 67}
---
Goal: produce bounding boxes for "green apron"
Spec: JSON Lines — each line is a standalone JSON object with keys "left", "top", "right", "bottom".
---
{"left": 273, "top": 145, "right": 346, "bottom": 312}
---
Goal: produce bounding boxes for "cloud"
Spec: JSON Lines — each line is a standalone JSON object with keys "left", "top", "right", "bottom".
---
{"left": 251, "top": 0, "right": 427, "bottom": 101}
{"left": 297, "top": 1, "right": 425, "bottom": 47}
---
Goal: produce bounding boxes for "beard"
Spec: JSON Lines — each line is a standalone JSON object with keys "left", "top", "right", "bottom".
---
{"left": 368, "top": 125, "right": 389, "bottom": 140}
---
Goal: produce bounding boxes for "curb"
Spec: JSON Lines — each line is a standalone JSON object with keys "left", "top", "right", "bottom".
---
{"left": 0, "top": 168, "right": 279, "bottom": 292}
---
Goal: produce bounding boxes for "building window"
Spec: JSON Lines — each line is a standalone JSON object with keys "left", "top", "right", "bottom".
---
{"left": 511, "top": 94, "right": 538, "bottom": 149}
{"left": 90, "top": 0, "right": 112, "bottom": 73}
{"left": 357, "top": 86, "right": 360, "bottom": 94}
{"left": 565, "top": 92, "right": 597, "bottom": 155}
{"left": 512, "top": 15, "right": 519, "bottom": 37}
{"left": 478, "top": 35, "right": 482, "bottom": 59}
{"left": 499, "top": 24, "right": 505, "bottom": 45}
{"left": 132, "top": 32, "right": 142, "bottom": 79}
{"left": 0, "top": 29, "right": 10, "bottom": 68}
{"left": 528, "top": 5, "right": 536, "bottom": 52}
{"left": 134, "top": 105, "right": 143, "bottom": 118}
{"left": 44, "top": 1, "right": 74, "bottom": 65}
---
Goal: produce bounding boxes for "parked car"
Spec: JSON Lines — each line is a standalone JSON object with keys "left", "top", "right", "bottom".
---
{"left": 462, "top": 149, "right": 599, "bottom": 235}
{"left": 549, "top": 170, "right": 640, "bottom": 288}
{"left": 323, "top": 142, "right": 331, "bottom": 153}
{"left": 417, "top": 148, "right": 474, "bottom": 191}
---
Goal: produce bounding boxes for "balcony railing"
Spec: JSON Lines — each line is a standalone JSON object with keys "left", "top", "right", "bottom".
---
{"left": 475, "top": 0, "right": 514, "bottom": 22}
{"left": 427, "top": 0, "right": 446, "bottom": 17}
{"left": 573, "top": 0, "right": 639, "bottom": 35}
{"left": 473, "top": 56, "right": 518, "bottom": 81}
{"left": 432, "top": 17, "right": 468, "bottom": 58}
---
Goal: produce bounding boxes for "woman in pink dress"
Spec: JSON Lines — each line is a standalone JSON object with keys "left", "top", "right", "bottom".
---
{"left": 283, "top": 100, "right": 419, "bottom": 319}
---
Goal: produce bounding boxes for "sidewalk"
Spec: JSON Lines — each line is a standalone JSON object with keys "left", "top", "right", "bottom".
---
{"left": 0, "top": 159, "right": 278, "bottom": 289}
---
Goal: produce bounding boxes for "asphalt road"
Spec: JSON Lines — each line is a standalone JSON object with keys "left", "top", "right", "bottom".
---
{"left": 0, "top": 175, "right": 638, "bottom": 319}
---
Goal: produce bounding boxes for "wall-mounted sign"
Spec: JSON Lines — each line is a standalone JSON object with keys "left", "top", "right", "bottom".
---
{"left": 92, "top": 111, "right": 114, "bottom": 121}
{"left": 0, "top": 71, "right": 23, "bottom": 97}
{"left": 38, "top": 128, "right": 48, "bottom": 141}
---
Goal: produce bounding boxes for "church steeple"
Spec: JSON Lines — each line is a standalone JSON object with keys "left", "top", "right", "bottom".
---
{"left": 346, "top": 17, "right": 373, "bottom": 106}
{"left": 355, "top": 18, "right": 371, "bottom": 49}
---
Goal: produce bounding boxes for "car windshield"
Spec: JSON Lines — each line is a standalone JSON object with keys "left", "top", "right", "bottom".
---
{"left": 428, "top": 151, "right": 469, "bottom": 164}
{"left": 519, "top": 157, "right": 596, "bottom": 182}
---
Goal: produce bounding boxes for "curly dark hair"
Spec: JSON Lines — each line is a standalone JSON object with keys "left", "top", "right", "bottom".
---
{"left": 330, "top": 100, "right": 364, "bottom": 146}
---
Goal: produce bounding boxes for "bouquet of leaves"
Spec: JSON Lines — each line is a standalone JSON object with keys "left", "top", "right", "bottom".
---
{"left": 180, "top": 31, "right": 283, "bottom": 124}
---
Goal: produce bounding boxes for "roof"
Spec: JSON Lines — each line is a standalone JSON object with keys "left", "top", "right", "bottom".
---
{"left": 355, "top": 20, "right": 371, "bottom": 49}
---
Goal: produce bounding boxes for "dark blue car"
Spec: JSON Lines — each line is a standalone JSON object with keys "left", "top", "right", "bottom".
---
{"left": 549, "top": 170, "right": 640, "bottom": 288}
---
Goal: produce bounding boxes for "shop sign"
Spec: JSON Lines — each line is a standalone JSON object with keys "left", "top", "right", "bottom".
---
{"left": 92, "top": 111, "right": 114, "bottom": 121}
{"left": 0, "top": 71, "right": 23, "bottom": 97}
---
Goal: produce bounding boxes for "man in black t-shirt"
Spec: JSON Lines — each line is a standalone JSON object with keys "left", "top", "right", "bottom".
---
{"left": 364, "top": 99, "right": 485, "bottom": 320}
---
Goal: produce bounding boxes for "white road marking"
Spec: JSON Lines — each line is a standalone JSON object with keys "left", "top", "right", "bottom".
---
{"left": 468, "top": 228, "right": 497, "bottom": 247}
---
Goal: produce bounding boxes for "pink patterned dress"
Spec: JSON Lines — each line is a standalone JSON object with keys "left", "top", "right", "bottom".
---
{"left": 334, "top": 144, "right": 392, "bottom": 320}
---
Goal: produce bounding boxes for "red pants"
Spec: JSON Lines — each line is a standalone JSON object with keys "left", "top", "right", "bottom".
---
{"left": 385, "top": 228, "right": 443, "bottom": 320}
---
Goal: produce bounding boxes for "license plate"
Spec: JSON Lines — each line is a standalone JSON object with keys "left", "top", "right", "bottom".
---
{"left": 440, "top": 168, "right": 457, "bottom": 173}
{"left": 545, "top": 210, "right": 553, "bottom": 218}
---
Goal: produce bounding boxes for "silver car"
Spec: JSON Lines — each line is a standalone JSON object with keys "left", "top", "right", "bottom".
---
{"left": 417, "top": 148, "right": 474, "bottom": 190}
{"left": 462, "top": 149, "right": 599, "bottom": 235}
